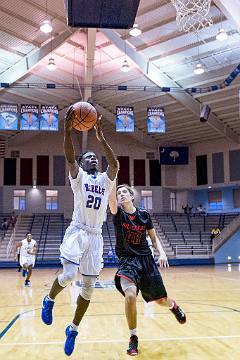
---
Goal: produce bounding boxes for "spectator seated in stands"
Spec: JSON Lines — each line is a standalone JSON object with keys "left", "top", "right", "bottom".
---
{"left": 0, "top": 217, "right": 9, "bottom": 232}
{"left": 182, "top": 204, "right": 193, "bottom": 215}
{"left": 196, "top": 204, "right": 206, "bottom": 216}
{"left": 210, "top": 227, "right": 221, "bottom": 241}
{"left": 9, "top": 211, "right": 17, "bottom": 228}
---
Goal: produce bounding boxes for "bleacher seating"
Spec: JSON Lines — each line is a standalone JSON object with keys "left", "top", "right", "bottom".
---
{"left": 1, "top": 212, "right": 240, "bottom": 264}
{"left": 152, "top": 213, "right": 240, "bottom": 257}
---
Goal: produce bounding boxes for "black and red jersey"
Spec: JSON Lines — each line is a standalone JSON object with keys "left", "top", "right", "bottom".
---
{"left": 113, "top": 207, "right": 154, "bottom": 257}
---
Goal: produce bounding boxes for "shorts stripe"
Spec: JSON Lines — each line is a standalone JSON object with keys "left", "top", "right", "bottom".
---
{"left": 60, "top": 256, "right": 79, "bottom": 266}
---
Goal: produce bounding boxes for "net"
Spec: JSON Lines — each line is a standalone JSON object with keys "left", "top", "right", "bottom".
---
{"left": 171, "top": 0, "right": 213, "bottom": 33}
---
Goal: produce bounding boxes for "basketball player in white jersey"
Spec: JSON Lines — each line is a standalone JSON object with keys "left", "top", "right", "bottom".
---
{"left": 15, "top": 233, "right": 37, "bottom": 287}
{"left": 41, "top": 106, "right": 119, "bottom": 356}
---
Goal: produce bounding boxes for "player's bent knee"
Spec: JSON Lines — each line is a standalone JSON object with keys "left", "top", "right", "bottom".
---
{"left": 80, "top": 275, "right": 97, "bottom": 301}
{"left": 125, "top": 292, "right": 137, "bottom": 304}
{"left": 58, "top": 270, "right": 77, "bottom": 287}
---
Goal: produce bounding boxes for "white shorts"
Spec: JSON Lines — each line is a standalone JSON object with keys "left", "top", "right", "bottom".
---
{"left": 20, "top": 256, "right": 35, "bottom": 268}
{"left": 60, "top": 224, "right": 103, "bottom": 276}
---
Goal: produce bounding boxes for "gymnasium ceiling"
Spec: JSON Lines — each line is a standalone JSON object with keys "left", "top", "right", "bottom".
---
{"left": 0, "top": 0, "right": 240, "bottom": 148}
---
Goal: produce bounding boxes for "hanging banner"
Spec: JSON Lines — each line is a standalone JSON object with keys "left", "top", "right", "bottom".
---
{"left": 116, "top": 106, "right": 134, "bottom": 132}
{"left": 40, "top": 105, "right": 59, "bottom": 131}
{"left": 160, "top": 146, "right": 189, "bottom": 165}
{"left": 0, "top": 104, "right": 18, "bottom": 130}
{"left": 20, "top": 104, "right": 39, "bottom": 130}
{"left": 147, "top": 107, "right": 166, "bottom": 133}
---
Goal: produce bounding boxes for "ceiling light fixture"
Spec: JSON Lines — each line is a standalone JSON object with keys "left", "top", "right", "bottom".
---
{"left": 40, "top": 19, "right": 53, "bottom": 34}
{"left": 121, "top": 59, "right": 130, "bottom": 72}
{"left": 194, "top": 63, "right": 205, "bottom": 75}
{"left": 121, "top": 36, "right": 130, "bottom": 73}
{"left": 47, "top": 57, "right": 56, "bottom": 70}
{"left": 216, "top": 28, "right": 228, "bottom": 41}
{"left": 47, "top": 35, "right": 56, "bottom": 70}
{"left": 129, "top": 23, "right": 142, "bottom": 37}
{"left": 40, "top": 0, "right": 52, "bottom": 33}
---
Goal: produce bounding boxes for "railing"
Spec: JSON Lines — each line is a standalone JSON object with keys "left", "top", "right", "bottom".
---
{"left": 213, "top": 215, "right": 240, "bottom": 252}
{"left": 35, "top": 215, "right": 47, "bottom": 264}
{"left": 187, "top": 215, "right": 191, "bottom": 232}
{"left": 29, "top": 214, "right": 35, "bottom": 234}
{"left": 175, "top": 244, "right": 211, "bottom": 256}
{"left": 6, "top": 213, "right": 21, "bottom": 258}
{"left": 61, "top": 214, "right": 65, "bottom": 243}
{"left": 181, "top": 231, "right": 186, "bottom": 244}
{"left": 105, "top": 219, "right": 114, "bottom": 254}
{"left": 41, "top": 215, "right": 50, "bottom": 263}
{"left": 170, "top": 215, "right": 177, "bottom": 231}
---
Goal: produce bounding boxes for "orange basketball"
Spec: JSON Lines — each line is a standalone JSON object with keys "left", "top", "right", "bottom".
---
{"left": 72, "top": 101, "right": 97, "bottom": 131}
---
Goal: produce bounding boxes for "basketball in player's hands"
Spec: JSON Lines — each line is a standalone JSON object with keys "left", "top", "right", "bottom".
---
{"left": 71, "top": 101, "right": 97, "bottom": 132}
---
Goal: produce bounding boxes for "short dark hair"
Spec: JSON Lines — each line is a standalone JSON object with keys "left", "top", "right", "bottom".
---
{"left": 116, "top": 184, "right": 134, "bottom": 196}
{"left": 77, "top": 151, "right": 89, "bottom": 165}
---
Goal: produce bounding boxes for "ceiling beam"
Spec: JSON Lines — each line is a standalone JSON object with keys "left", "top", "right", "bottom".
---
{"left": 101, "top": 29, "right": 239, "bottom": 144}
{"left": 0, "top": 29, "right": 76, "bottom": 85}
{"left": 82, "top": 28, "right": 97, "bottom": 152}
{"left": 214, "top": 0, "right": 240, "bottom": 31}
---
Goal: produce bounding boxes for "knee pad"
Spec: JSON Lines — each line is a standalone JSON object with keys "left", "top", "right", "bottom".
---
{"left": 80, "top": 275, "right": 97, "bottom": 300}
{"left": 58, "top": 263, "right": 78, "bottom": 287}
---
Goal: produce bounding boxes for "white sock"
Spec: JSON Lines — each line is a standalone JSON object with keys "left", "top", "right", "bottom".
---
{"left": 169, "top": 300, "right": 177, "bottom": 309}
{"left": 71, "top": 323, "right": 79, "bottom": 332}
{"left": 47, "top": 295, "right": 55, "bottom": 302}
{"left": 130, "top": 328, "right": 137, "bottom": 336}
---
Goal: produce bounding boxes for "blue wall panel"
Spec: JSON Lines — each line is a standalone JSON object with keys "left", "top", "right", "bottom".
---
{"left": 214, "top": 229, "right": 240, "bottom": 263}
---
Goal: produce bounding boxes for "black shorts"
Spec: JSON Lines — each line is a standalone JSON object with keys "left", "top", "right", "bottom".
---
{"left": 115, "top": 255, "right": 167, "bottom": 302}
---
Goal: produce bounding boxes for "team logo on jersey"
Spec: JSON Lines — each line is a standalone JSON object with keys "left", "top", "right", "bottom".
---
{"left": 128, "top": 215, "right": 136, "bottom": 221}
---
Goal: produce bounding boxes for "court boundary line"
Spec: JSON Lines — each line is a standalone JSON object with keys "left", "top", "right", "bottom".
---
{"left": 1, "top": 334, "right": 240, "bottom": 346}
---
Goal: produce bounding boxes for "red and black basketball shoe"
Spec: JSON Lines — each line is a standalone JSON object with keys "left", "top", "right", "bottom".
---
{"left": 127, "top": 335, "right": 138, "bottom": 356}
{"left": 170, "top": 301, "right": 186, "bottom": 324}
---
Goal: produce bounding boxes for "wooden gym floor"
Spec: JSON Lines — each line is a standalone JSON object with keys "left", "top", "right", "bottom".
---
{"left": 0, "top": 265, "right": 240, "bottom": 360}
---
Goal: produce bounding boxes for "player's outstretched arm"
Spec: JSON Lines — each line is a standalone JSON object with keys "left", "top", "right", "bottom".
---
{"left": 147, "top": 228, "right": 169, "bottom": 268}
{"left": 108, "top": 181, "right": 117, "bottom": 215}
{"left": 95, "top": 115, "right": 119, "bottom": 181}
{"left": 64, "top": 106, "right": 79, "bottom": 179}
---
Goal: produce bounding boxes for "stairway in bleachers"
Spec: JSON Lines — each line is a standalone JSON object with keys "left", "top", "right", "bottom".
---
{"left": 0, "top": 215, "right": 33, "bottom": 261}
{"left": 35, "top": 214, "right": 64, "bottom": 264}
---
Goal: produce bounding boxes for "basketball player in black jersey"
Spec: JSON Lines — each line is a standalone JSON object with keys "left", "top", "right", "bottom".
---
{"left": 109, "top": 184, "right": 186, "bottom": 356}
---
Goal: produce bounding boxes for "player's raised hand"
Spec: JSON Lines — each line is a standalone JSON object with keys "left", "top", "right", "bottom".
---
{"left": 94, "top": 114, "right": 105, "bottom": 142}
{"left": 64, "top": 106, "right": 74, "bottom": 133}
{"left": 158, "top": 252, "right": 169, "bottom": 268}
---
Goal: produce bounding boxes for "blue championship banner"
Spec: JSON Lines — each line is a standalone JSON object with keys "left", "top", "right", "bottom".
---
{"left": 116, "top": 106, "right": 134, "bottom": 132}
{"left": 20, "top": 104, "right": 39, "bottom": 130}
{"left": 40, "top": 105, "right": 59, "bottom": 131}
{"left": 147, "top": 107, "right": 166, "bottom": 133}
{"left": 160, "top": 146, "right": 189, "bottom": 165}
{"left": 0, "top": 104, "right": 18, "bottom": 130}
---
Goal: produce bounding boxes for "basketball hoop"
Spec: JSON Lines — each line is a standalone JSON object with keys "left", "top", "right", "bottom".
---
{"left": 171, "top": 0, "right": 213, "bottom": 33}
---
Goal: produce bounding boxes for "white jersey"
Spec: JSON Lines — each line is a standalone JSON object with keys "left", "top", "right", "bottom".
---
{"left": 20, "top": 238, "right": 37, "bottom": 257}
{"left": 70, "top": 168, "right": 115, "bottom": 230}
